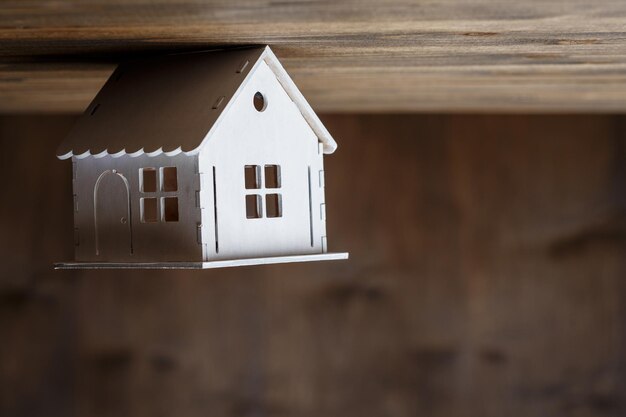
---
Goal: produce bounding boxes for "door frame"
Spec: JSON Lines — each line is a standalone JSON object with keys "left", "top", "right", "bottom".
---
{"left": 93, "top": 169, "right": 134, "bottom": 256}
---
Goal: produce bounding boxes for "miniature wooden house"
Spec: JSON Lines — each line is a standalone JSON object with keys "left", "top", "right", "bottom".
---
{"left": 56, "top": 46, "right": 347, "bottom": 269}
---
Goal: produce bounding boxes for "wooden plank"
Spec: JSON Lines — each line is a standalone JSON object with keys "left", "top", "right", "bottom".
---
{"left": 1, "top": 114, "right": 625, "bottom": 416}
{"left": 1, "top": 1, "right": 626, "bottom": 112}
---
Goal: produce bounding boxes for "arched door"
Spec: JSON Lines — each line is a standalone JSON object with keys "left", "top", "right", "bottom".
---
{"left": 94, "top": 170, "right": 133, "bottom": 260}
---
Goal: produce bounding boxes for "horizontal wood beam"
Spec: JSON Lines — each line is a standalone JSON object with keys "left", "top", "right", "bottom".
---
{"left": 2, "top": 1, "right": 626, "bottom": 113}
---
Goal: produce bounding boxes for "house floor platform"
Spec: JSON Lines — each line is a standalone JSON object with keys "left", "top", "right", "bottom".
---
{"left": 55, "top": 252, "right": 349, "bottom": 270}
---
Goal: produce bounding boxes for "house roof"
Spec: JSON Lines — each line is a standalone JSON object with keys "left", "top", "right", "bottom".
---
{"left": 57, "top": 46, "right": 337, "bottom": 160}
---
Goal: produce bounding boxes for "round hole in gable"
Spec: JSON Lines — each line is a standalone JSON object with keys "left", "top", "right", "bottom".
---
{"left": 253, "top": 92, "right": 267, "bottom": 112}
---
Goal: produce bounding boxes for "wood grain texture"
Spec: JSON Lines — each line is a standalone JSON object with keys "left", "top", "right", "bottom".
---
{"left": 1, "top": 113, "right": 625, "bottom": 417}
{"left": 1, "top": 0, "right": 626, "bottom": 112}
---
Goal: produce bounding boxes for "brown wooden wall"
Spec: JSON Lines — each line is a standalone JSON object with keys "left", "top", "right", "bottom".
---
{"left": 1, "top": 114, "right": 625, "bottom": 417}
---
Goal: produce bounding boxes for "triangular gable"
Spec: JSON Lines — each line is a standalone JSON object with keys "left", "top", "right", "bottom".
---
{"left": 57, "top": 46, "right": 337, "bottom": 160}
{"left": 258, "top": 46, "right": 337, "bottom": 154}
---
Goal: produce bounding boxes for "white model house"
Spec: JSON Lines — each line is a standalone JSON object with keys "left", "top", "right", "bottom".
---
{"left": 56, "top": 46, "right": 347, "bottom": 269}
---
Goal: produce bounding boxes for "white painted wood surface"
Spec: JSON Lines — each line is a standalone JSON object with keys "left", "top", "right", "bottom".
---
{"left": 57, "top": 46, "right": 346, "bottom": 268}
{"left": 199, "top": 59, "right": 327, "bottom": 260}
{"left": 73, "top": 153, "right": 202, "bottom": 262}
{"left": 55, "top": 252, "right": 349, "bottom": 269}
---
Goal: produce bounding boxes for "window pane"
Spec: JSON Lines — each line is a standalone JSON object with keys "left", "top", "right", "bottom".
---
{"left": 162, "top": 167, "right": 178, "bottom": 192}
{"left": 162, "top": 197, "right": 179, "bottom": 222}
{"left": 142, "top": 168, "right": 157, "bottom": 193}
{"left": 141, "top": 198, "right": 158, "bottom": 222}
{"left": 266, "top": 194, "right": 282, "bottom": 218}
{"left": 264, "top": 165, "right": 281, "bottom": 188}
{"left": 246, "top": 194, "right": 262, "bottom": 219}
{"left": 244, "top": 165, "right": 260, "bottom": 189}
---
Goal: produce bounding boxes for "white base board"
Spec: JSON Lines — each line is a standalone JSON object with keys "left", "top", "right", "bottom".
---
{"left": 55, "top": 252, "right": 349, "bottom": 270}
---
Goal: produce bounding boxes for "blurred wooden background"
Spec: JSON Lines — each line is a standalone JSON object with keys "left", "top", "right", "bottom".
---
{"left": 1, "top": 114, "right": 625, "bottom": 417}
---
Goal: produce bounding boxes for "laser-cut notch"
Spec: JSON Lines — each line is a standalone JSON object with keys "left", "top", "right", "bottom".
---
{"left": 162, "top": 197, "right": 179, "bottom": 222}
{"left": 162, "top": 166, "right": 178, "bottom": 192}
{"left": 244, "top": 165, "right": 260, "bottom": 189}
{"left": 253, "top": 92, "right": 267, "bottom": 112}
{"left": 246, "top": 194, "right": 262, "bottom": 219}
{"left": 266, "top": 194, "right": 282, "bottom": 218}
{"left": 141, "top": 168, "right": 157, "bottom": 193}
{"left": 265, "top": 165, "right": 281, "bottom": 188}
{"left": 141, "top": 197, "right": 158, "bottom": 223}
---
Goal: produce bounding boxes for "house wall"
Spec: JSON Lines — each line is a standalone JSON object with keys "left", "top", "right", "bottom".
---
{"left": 73, "top": 153, "right": 202, "bottom": 262}
{"left": 198, "top": 59, "right": 327, "bottom": 261}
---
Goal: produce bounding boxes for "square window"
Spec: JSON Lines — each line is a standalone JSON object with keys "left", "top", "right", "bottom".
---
{"left": 162, "top": 167, "right": 178, "bottom": 192}
{"left": 244, "top": 165, "right": 260, "bottom": 189}
{"left": 141, "top": 168, "right": 157, "bottom": 193}
{"left": 141, "top": 197, "right": 158, "bottom": 222}
{"left": 264, "top": 165, "right": 281, "bottom": 188}
{"left": 245, "top": 194, "right": 262, "bottom": 219}
{"left": 162, "top": 197, "right": 179, "bottom": 222}
{"left": 266, "top": 194, "right": 282, "bottom": 218}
